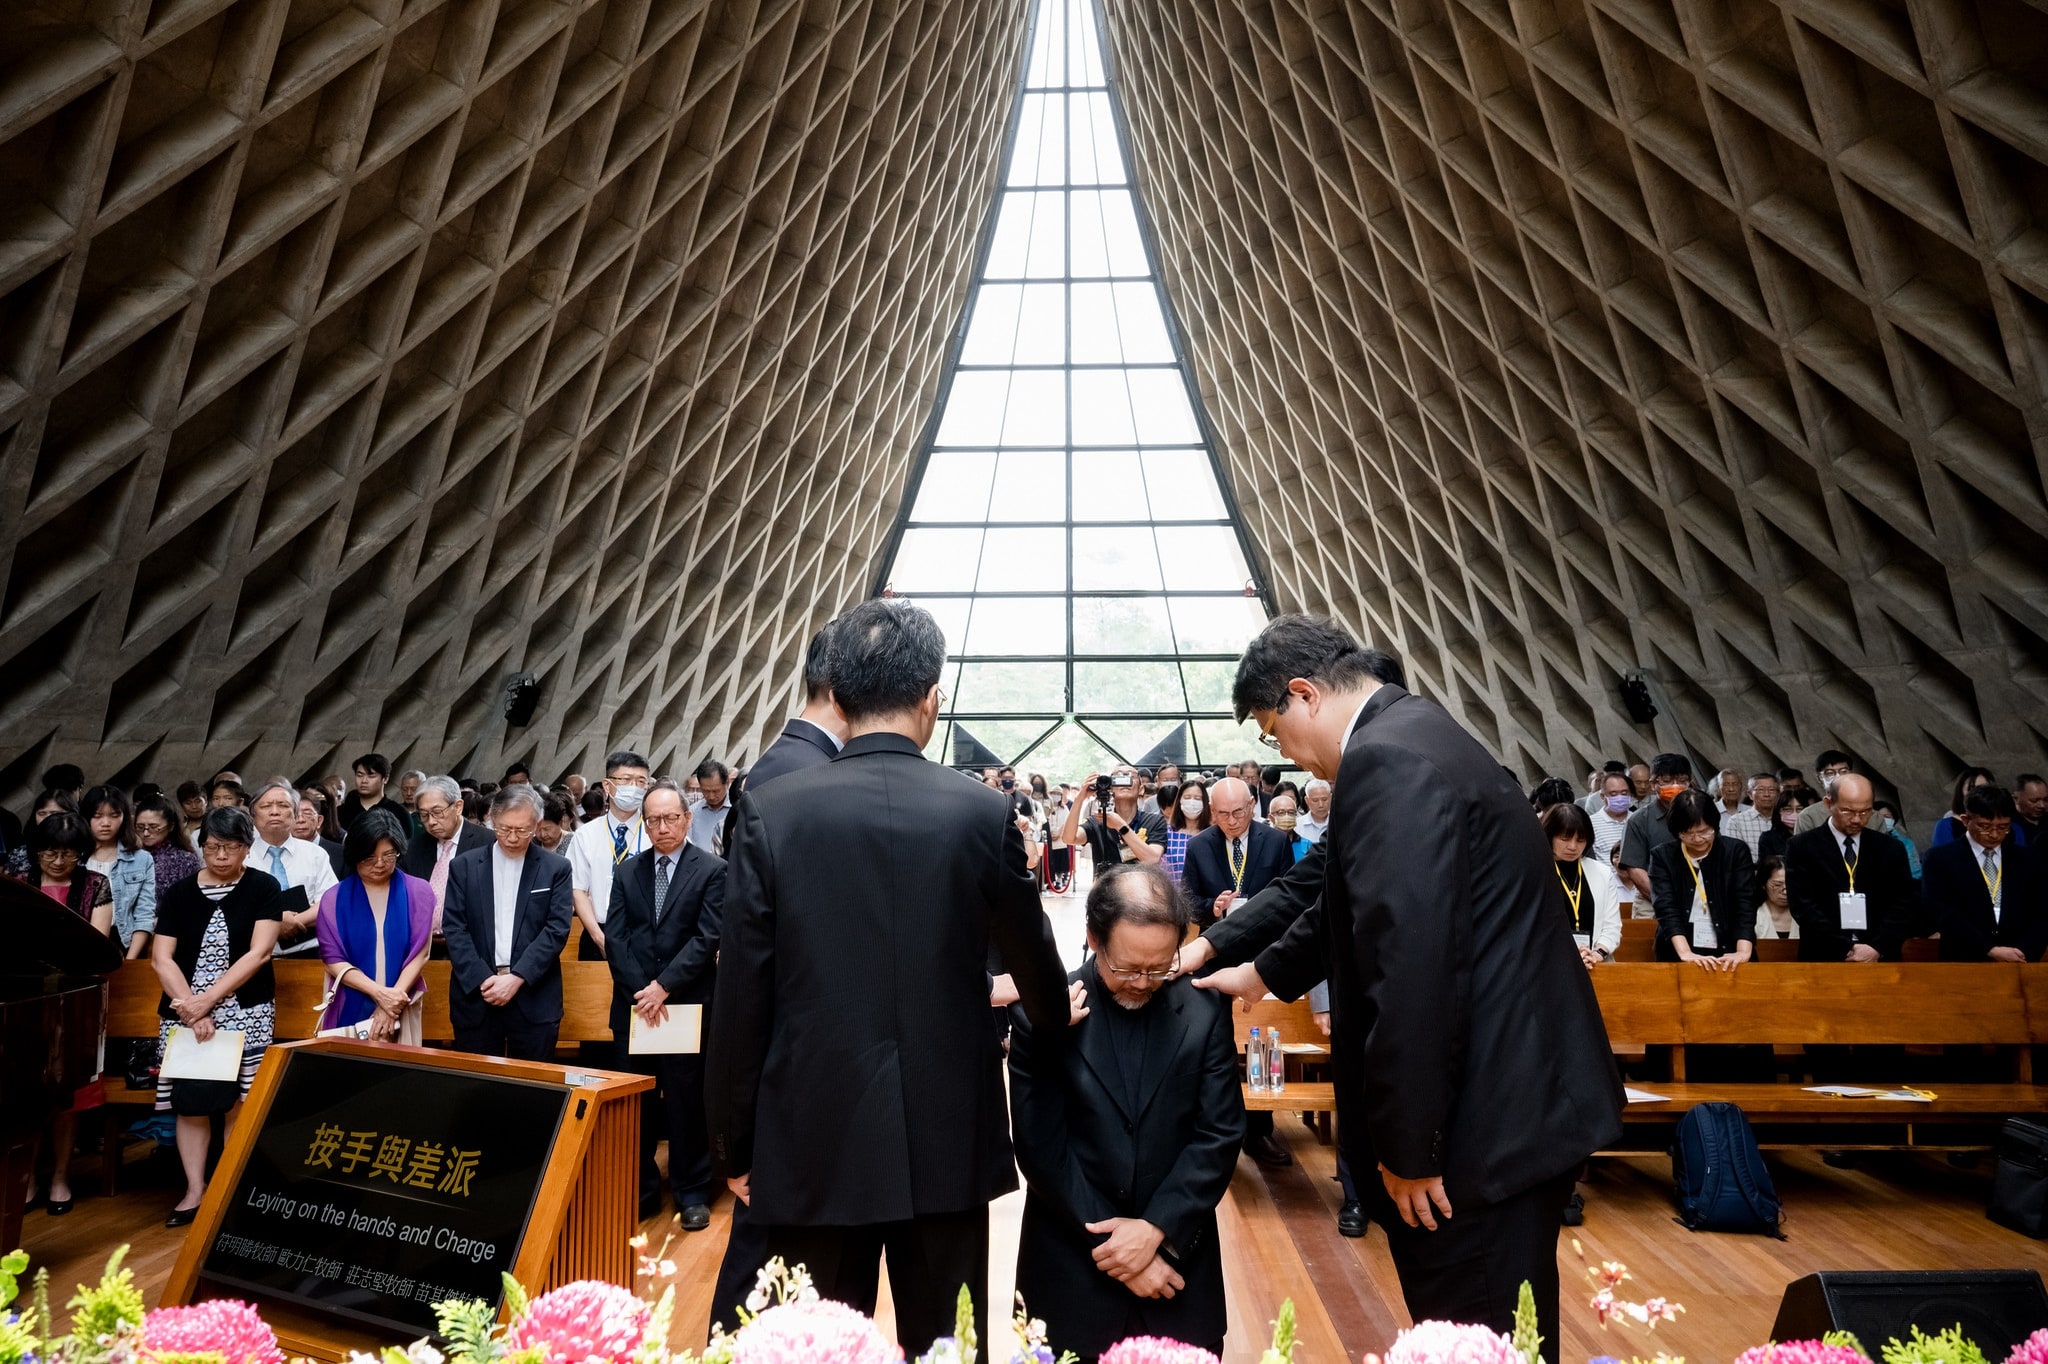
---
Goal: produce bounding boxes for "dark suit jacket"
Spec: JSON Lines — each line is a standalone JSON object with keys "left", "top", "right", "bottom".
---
{"left": 397, "top": 822, "right": 493, "bottom": 880}
{"left": 1926, "top": 838, "right": 2048, "bottom": 962}
{"left": 1008, "top": 969, "right": 1243, "bottom": 1359}
{"left": 1254, "top": 685, "right": 1624, "bottom": 1207}
{"left": 1182, "top": 822, "right": 1294, "bottom": 925}
{"left": 1786, "top": 821, "right": 1916, "bottom": 961}
{"left": 605, "top": 844, "right": 727, "bottom": 1035}
{"left": 1201, "top": 839, "right": 1327, "bottom": 967}
{"left": 747, "top": 718, "right": 840, "bottom": 787}
{"left": 441, "top": 844, "right": 574, "bottom": 1026}
{"left": 1647, "top": 837, "right": 1756, "bottom": 961}
{"left": 707, "top": 730, "right": 1069, "bottom": 1226}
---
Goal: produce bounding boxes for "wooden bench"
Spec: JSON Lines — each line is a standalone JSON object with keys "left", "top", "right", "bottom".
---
{"left": 1589, "top": 962, "right": 2048, "bottom": 1150}
{"left": 1232, "top": 997, "right": 1336, "bottom": 1135}
{"left": 93, "top": 958, "right": 619, "bottom": 1192}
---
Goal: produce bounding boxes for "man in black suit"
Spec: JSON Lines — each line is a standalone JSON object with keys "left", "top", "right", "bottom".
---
{"left": 442, "top": 786, "right": 575, "bottom": 1059}
{"left": 1179, "top": 775, "right": 1295, "bottom": 1167}
{"left": 707, "top": 599, "right": 1069, "bottom": 1351}
{"left": 706, "top": 622, "right": 843, "bottom": 1329}
{"left": 1181, "top": 778, "right": 1294, "bottom": 926}
{"left": 606, "top": 782, "right": 725, "bottom": 1226}
{"left": 1786, "top": 774, "right": 1917, "bottom": 962}
{"left": 1195, "top": 617, "right": 1623, "bottom": 1359}
{"left": 1927, "top": 784, "right": 2047, "bottom": 962}
{"left": 1009, "top": 865, "right": 1242, "bottom": 1363}
{"left": 397, "top": 775, "right": 491, "bottom": 926}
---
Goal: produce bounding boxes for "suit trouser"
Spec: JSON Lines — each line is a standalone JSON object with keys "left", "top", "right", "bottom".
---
{"left": 709, "top": 1199, "right": 771, "bottom": 1336}
{"left": 761, "top": 1209, "right": 988, "bottom": 1352}
{"left": 453, "top": 1005, "right": 559, "bottom": 1061}
{"left": 1371, "top": 1170, "right": 1574, "bottom": 1364}
{"left": 614, "top": 1038, "right": 711, "bottom": 1204}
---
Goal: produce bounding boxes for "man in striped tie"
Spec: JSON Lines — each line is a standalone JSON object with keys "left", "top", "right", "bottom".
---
{"left": 604, "top": 780, "right": 727, "bottom": 1227}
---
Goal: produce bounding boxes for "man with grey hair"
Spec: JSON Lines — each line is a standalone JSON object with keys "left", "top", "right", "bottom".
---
{"left": 1297, "top": 779, "right": 1333, "bottom": 844}
{"left": 442, "top": 783, "right": 574, "bottom": 1058}
{"left": 399, "top": 774, "right": 491, "bottom": 927}
{"left": 248, "top": 778, "right": 338, "bottom": 956}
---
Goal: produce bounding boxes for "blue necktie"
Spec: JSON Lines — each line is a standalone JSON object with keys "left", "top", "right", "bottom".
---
{"left": 268, "top": 844, "right": 291, "bottom": 889}
{"left": 612, "top": 824, "right": 628, "bottom": 858}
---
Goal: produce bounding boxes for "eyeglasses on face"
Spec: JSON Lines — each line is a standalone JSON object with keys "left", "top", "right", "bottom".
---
{"left": 1104, "top": 950, "right": 1180, "bottom": 984}
{"left": 644, "top": 813, "right": 686, "bottom": 828}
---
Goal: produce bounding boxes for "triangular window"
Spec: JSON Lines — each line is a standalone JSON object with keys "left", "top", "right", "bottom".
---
{"left": 875, "top": 0, "right": 1269, "bottom": 776}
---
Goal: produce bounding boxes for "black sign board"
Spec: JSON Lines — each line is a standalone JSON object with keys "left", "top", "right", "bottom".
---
{"left": 200, "top": 1050, "right": 569, "bottom": 1338}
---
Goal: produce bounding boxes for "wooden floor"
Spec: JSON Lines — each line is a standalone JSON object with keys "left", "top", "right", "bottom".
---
{"left": 23, "top": 1119, "right": 2048, "bottom": 1364}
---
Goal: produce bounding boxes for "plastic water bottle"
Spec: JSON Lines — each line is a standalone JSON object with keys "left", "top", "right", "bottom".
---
{"left": 1247, "top": 1026, "right": 1266, "bottom": 1091}
{"left": 1267, "top": 1028, "right": 1285, "bottom": 1094}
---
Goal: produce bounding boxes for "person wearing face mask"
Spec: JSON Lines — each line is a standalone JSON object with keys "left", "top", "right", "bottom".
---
{"left": 1794, "top": 750, "right": 1856, "bottom": 834}
{"left": 1160, "top": 780, "right": 1210, "bottom": 885}
{"left": 1267, "top": 791, "right": 1314, "bottom": 861}
{"left": 1721, "top": 773, "right": 1778, "bottom": 862}
{"left": 1757, "top": 787, "right": 1808, "bottom": 865}
{"left": 1586, "top": 773, "right": 1636, "bottom": 912}
{"left": 1616, "top": 754, "right": 1693, "bottom": 906}
{"left": 565, "top": 750, "right": 653, "bottom": 961}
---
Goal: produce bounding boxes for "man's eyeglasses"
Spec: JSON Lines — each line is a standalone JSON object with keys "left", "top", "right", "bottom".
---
{"left": 644, "top": 814, "right": 685, "bottom": 828}
{"left": 1104, "top": 951, "right": 1179, "bottom": 984}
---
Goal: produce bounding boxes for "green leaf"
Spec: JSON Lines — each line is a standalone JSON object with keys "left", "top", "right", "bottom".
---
{"left": 1878, "top": 1325, "right": 1988, "bottom": 1364}
{"left": 955, "top": 1284, "right": 978, "bottom": 1364}
{"left": 500, "top": 1274, "right": 530, "bottom": 1321}
{"left": 1512, "top": 1281, "right": 1543, "bottom": 1364}
{"left": 1824, "top": 1331, "right": 1870, "bottom": 1357}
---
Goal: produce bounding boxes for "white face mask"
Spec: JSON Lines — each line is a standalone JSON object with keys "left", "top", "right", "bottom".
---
{"left": 1180, "top": 798, "right": 1205, "bottom": 817}
{"left": 610, "top": 783, "right": 647, "bottom": 814}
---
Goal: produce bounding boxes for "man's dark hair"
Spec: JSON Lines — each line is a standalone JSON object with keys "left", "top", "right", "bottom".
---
{"left": 1261, "top": 765, "right": 1283, "bottom": 786}
{"left": 176, "top": 779, "right": 204, "bottom": 803}
{"left": 1084, "top": 863, "right": 1191, "bottom": 945}
{"left": 580, "top": 789, "right": 607, "bottom": 818}
{"left": 209, "top": 778, "right": 245, "bottom": 804}
{"left": 802, "top": 622, "right": 837, "bottom": 703}
{"left": 1541, "top": 801, "right": 1595, "bottom": 848}
{"left": 605, "top": 749, "right": 650, "bottom": 775}
{"left": 503, "top": 762, "right": 531, "bottom": 782}
{"left": 827, "top": 599, "right": 947, "bottom": 722}
{"left": 342, "top": 809, "right": 410, "bottom": 870}
{"left": 1602, "top": 760, "right": 1628, "bottom": 775}
{"left": 1665, "top": 789, "right": 1720, "bottom": 836}
{"left": 81, "top": 784, "right": 136, "bottom": 851}
{"left": 695, "top": 759, "right": 731, "bottom": 784}
{"left": 1529, "top": 776, "right": 1576, "bottom": 812}
{"left": 28, "top": 811, "right": 94, "bottom": 857}
{"left": 2018, "top": 773, "right": 2046, "bottom": 792}
{"left": 1231, "top": 615, "right": 1402, "bottom": 721}
{"left": 351, "top": 753, "right": 391, "bottom": 779}
{"left": 1650, "top": 753, "right": 1692, "bottom": 780}
{"left": 41, "top": 763, "right": 85, "bottom": 792}
{"left": 1815, "top": 748, "right": 1853, "bottom": 771}
{"left": 1965, "top": 784, "right": 2018, "bottom": 821}
{"left": 1777, "top": 766, "right": 1806, "bottom": 787}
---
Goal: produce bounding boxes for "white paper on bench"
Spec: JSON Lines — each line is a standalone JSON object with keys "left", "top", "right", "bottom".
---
{"left": 629, "top": 1003, "right": 703, "bottom": 1054}
{"left": 1801, "top": 1085, "right": 1933, "bottom": 1102}
{"left": 1623, "top": 1087, "right": 1670, "bottom": 1103}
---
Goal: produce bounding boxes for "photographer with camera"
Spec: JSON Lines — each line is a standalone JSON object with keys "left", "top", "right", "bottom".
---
{"left": 1060, "top": 766, "right": 1167, "bottom": 875}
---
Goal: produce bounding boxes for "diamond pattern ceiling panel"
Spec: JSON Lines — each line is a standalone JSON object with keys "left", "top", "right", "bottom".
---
{"left": 1099, "top": 0, "right": 2048, "bottom": 814}
{"left": 0, "top": 0, "right": 1026, "bottom": 796}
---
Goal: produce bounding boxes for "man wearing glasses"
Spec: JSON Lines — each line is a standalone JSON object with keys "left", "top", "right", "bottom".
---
{"left": 442, "top": 784, "right": 575, "bottom": 1059}
{"left": 1007, "top": 864, "right": 1242, "bottom": 1363}
{"left": 604, "top": 781, "right": 726, "bottom": 1226}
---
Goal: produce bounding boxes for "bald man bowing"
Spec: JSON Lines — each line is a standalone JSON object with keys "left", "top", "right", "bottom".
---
{"left": 1196, "top": 616, "right": 1622, "bottom": 1358}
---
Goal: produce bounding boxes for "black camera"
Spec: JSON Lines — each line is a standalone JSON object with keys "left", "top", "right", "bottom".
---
{"left": 1094, "top": 775, "right": 1114, "bottom": 803}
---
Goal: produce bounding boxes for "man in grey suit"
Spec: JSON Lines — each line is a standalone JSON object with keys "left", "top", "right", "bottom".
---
{"left": 442, "top": 785, "right": 575, "bottom": 1059}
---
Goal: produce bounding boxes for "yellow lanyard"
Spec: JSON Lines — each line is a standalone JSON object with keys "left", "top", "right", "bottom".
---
{"left": 611, "top": 815, "right": 644, "bottom": 866}
{"left": 1555, "top": 862, "right": 1585, "bottom": 926}
{"left": 1842, "top": 840, "right": 1858, "bottom": 893}
{"left": 1685, "top": 853, "right": 1710, "bottom": 915}
{"left": 1228, "top": 838, "right": 1247, "bottom": 891}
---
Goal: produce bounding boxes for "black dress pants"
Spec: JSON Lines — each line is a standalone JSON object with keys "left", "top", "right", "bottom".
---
{"left": 709, "top": 1199, "right": 771, "bottom": 1335}
{"left": 615, "top": 1037, "right": 711, "bottom": 1205}
{"left": 1371, "top": 1170, "right": 1575, "bottom": 1364}
{"left": 760, "top": 1209, "right": 988, "bottom": 1352}
{"left": 452, "top": 1005, "right": 559, "bottom": 1061}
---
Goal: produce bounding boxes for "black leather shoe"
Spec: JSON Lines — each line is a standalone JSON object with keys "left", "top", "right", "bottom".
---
{"left": 679, "top": 1203, "right": 711, "bottom": 1232}
{"left": 1337, "top": 1200, "right": 1367, "bottom": 1238}
{"left": 165, "top": 1205, "right": 199, "bottom": 1228}
{"left": 46, "top": 1196, "right": 73, "bottom": 1216}
{"left": 1562, "top": 1191, "right": 1585, "bottom": 1227}
{"left": 1246, "top": 1132, "right": 1294, "bottom": 1167}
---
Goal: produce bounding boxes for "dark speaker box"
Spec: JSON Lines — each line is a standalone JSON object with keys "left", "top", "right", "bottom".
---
{"left": 1771, "top": 1271, "right": 2048, "bottom": 1359}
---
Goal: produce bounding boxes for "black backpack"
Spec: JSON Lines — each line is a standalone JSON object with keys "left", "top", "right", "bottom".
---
{"left": 1671, "top": 1101, "right": 1783, "bottom": 1235}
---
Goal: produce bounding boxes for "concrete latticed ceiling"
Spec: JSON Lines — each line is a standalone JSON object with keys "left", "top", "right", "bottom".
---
{"left": 0, "top": 0, "right": 1025, "bottom": 797}
{"left": 1102, "top": 0, "right": 2048, "bottom": 814}
{"left": 4, "top": 0, "right": 2046, "bottom": 814}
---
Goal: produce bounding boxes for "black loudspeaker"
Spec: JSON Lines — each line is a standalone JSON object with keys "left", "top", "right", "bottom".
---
{"left": 503, "top": 672, "right": 541, "bottom": 726}
{"left": 1619, "top": 673, "right": 1658, "bottom": 724}
{"left": 1771, "top": 1271, "right": 2048, "bottom": 1359}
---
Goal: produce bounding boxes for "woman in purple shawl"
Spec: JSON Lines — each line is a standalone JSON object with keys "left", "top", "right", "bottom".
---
{"left": 315, "top": 809, "right": 434, "bottom": 1041}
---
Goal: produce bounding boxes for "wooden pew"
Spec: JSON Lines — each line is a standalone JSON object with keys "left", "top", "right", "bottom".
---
{"left": 1231, "top": 996, "right": 1335, "bottom": 1130}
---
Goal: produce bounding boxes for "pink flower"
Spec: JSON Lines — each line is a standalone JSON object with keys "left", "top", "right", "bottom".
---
{"left": 732, "top": 1299, "right": 903, "bottom": 1364}
{"left": 507, "top": 1281, "right": 652, "bottom": 1364}
{"left": 1733, "top": 1344, "right": 1869, "bottom": 1364}
{"left": 1590, "top": 1289, "right": 1619, "bottom": 1326}
{"left": 140, "top": 1300, "right": 284, "bottom": 1364}
{"left": 2010, "top": 1330, "right": 2048, "bottom": 1364}
{"left": 1639, "top": 1298, "right": 1683, "bottom": 1326}
{"left": 1381, "top": 1321, "right": 1522, "bottom": 1364}
{"left": 1098, "top": 1340, "right": 1220, "bottom": 1364}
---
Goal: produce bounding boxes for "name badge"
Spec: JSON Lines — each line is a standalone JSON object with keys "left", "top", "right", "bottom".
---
{"left": 1572, "top": 933, "right": 1591, "bottom": 951}
{"left": 1839, "top": 892, "right": 1868, "bottom": 931}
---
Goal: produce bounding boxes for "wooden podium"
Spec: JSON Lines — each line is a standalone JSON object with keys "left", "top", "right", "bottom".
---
{"left": 163, "top": 1039, "right": 653, "bottom": 1361}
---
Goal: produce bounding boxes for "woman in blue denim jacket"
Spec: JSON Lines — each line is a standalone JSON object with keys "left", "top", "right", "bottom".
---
{"left": 83, "top": 785, "right": 155, "bottom": 957}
